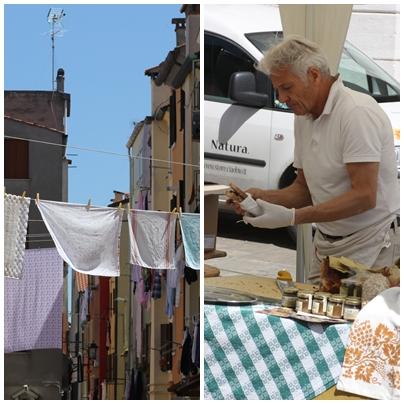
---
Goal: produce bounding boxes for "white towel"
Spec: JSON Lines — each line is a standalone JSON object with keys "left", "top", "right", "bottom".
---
{"left": 128, "top": 209, "right": 176, "bottom": 269}
{"left": 37, "top": 199, "right": 122, "bottom": 276}
{"left": 337, "top": 287, "right": 400, "bottom": 400}
{"left": 4, "top": 193, "right": 30, "bottom": 279}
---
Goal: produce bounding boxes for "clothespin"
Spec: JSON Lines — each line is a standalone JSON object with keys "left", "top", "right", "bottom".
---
{"left": 36, "top": 193, "right": 40, "bottom": 204}
{"left": 86, "top": 198, "right": 91, "bottom": 211}
{"left": 22, "top": 191, "right": 26, "bottom": 198}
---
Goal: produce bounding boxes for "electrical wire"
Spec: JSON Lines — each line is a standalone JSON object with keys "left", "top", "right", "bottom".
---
{"left": 4, "top": 135, "right": 200, "bottom": 168}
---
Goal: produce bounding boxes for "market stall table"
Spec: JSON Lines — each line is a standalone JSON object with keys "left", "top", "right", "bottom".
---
{"left": 204, "top": 276, "right": 366, "bottom": 400}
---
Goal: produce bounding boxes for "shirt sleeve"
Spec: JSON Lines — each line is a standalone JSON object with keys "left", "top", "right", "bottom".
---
{"left": 342, "top": 106, "right": 382, "bottom": 164}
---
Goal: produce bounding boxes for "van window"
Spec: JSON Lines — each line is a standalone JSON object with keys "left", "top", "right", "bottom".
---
{"left": 246, "top": 31, "right": 400, "bottom": 103}
{"left": 205, "top": 33, "right": 256, "bottom": 99}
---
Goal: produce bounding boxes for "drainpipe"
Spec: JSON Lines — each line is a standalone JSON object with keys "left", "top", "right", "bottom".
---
{"left": 114, "top": 281, "right": 118, "bottom": 400}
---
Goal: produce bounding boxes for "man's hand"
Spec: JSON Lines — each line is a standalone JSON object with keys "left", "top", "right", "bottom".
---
{"left": 226, "top": 198, "right": 245, "bottom": 215}
{"left": 243, "top": 199, "right": 295, "bottom": 229}
{"left": 244, "top": 188, "right": 265, "bottom": 200}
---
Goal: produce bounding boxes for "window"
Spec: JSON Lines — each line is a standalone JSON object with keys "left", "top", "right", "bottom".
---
{"left": 246, "top": 31, "right": 400, "bottom": 103}
{"left": 205, "top": 33, "right": 256, "bottom": 99}
{"left": 4, "top": 139, "right": 29, "bottom": 179}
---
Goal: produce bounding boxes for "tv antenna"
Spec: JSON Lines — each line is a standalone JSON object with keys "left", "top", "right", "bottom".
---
{"left": 47, "top": 8, "right": 66, "bottom": 90}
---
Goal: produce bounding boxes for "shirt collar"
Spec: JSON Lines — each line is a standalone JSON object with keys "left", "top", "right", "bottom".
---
{"left": 318, "top": 74, "right": 342, "bottom": 118}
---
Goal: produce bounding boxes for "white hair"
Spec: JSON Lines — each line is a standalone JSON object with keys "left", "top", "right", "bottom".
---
{"left": 257, "top": 35, "right": 331, "bottom": 80}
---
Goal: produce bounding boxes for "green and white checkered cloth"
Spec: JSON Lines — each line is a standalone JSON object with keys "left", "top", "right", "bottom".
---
{"left": 204, "top": 304, "right": 351, "bottom": 400}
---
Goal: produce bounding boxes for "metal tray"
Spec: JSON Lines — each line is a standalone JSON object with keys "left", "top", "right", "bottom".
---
{"left": 204, "top": 286, "right": 258, "bottom": 305}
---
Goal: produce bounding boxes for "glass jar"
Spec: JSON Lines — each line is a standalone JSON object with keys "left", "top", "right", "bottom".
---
{"left": 343, "top": 297, "right": 362, "bottom": 321}
{"left": 282, "top": 287, "right": 299, "bottom": 308}
{"left": 326, "top": 295, "right": 346, "bottom": 319}
{"left": 312, "top": 292, "right": 331, "bottom": 315}
{"left": 295, "top": 291, "right": 313, "bottom": 313}
{"left": 339, "top": 278, "right": 362, "bottom": 298}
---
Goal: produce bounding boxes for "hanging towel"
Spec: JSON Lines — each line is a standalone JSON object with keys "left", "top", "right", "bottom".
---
{"left": 128, "top": 209, "right": 176, "bottom": 269}
{"left": 37, "top": 199, "right": 122, "bottom": 276}
{"left": 4, "top": 248, "right": 63, "bottom": 353}
{"left": 337, "top": 287, "right": 400, "bottom": 400}
{"left": 179, "top": 213, "right": 200, "bottom": 270}
{"left": 4, "top": 193, "right": 30, "bottom": 279}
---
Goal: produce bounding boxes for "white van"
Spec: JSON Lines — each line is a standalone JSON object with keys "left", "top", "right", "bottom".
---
{"left": 204, "top": 5, "right": 400, "bottom": 201}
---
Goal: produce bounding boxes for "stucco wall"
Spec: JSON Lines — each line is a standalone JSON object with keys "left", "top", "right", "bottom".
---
{"left": 347, "top": 4, "right": 400, "bottom": 81}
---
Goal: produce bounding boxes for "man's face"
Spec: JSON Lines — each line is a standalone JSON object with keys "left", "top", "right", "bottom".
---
{"left": 270, "top": 66, "right": 319, "bottom": 116}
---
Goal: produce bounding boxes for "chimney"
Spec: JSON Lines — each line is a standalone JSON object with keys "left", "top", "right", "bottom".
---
{"left": 171, "top": 18, "right": 186, "bottom": 46}
{"left": 56, "top": 68, "right": 65, "bottom": 93}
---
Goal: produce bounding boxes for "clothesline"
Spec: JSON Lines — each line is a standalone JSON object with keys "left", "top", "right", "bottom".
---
{"left": 5, "top": 193, "right": 200, "bottom": 279}
{"left": 4, "top": 135, "right": 200, "bottom": 169}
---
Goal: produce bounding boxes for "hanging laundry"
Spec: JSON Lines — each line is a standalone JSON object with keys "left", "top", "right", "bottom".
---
{"left": 4, "top": 193, "right": 30, "bottom": 279}
{"left": 128, "top": 209, "right": 176, "bottom": 270}
{"left": 192, "top": 319, "right": 200, "bottom": 369}
{"left": 184, "top": 266, "right": 198, "bottom": 285}
{"left": 4, "top": 248, "right": 63, "bottom": 353}
{"left": 179, "top": 213, "right": 200, "bottom": 270}
{"left": 75, "top": 272, "right": 89, "bottom": 292}
{"left": 151, "top": 270, "right": 162, "bottom": 299}
{"left": 165, "top": 244, "right": 185, "bottom": 318}
{"left": 165, "top": 287, "right": 176, "bottom": 319}
{"left": 37, "top": 199, "right": 122, "bottom": 276}
{"left": 180, "top": 328, "right": 194, "bottom": 377}
{"left": 79, "top": 289, "right": 90, "bottom": 326}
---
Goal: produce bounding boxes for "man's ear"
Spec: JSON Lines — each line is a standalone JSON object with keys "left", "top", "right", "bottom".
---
{"left": 307, "top": 67, "right": 320, "bottom": 83}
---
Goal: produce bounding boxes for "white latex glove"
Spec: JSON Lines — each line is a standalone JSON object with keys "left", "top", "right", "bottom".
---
{"left": 243, "top": 199, "right": 295, "bottom": 229}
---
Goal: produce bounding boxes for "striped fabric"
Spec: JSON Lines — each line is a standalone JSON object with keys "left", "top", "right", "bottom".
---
{"left": 204, "top": 304, "right": 351, "bottom": 400}
{"left": 75, "top": 271, "right": 89, "bottom": 292}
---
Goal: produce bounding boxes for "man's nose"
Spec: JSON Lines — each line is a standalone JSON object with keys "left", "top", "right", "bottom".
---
{"left": 277, "top": 90, "right": 289, "bottom": 103}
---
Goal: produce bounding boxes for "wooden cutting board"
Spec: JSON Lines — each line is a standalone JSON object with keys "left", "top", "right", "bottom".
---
{"left": 205, "top": 275, "right": 319, "bottom": 300}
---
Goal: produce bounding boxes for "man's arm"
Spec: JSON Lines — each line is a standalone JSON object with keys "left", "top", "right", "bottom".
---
{"left": 295, "top": 162, "right": 379, "bottom": 225}
{"left": 247, "top": 169, "right": 312, "bottom": 209}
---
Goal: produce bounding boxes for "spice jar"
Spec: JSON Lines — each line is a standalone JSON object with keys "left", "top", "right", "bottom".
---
{"left": 343, "top": 297, "right": 361, "bottom": 321}
{"left": 339, "top": 278, "right": 362, "bottom": 297}
{"left": 326, "top": 295, "right": 346, "bottom": 319}
{"left": 295, "top": 291, "right": 313, "bottom": 313}
{"left": 312, "top": 292, "right": 331, "bottom": 315}
{"left": 282, "top": 287, "right": 299, "bottom": 308}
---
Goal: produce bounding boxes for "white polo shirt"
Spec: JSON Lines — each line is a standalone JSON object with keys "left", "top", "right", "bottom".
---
{"left": 294, "top": 76, "right": 399, "bottom": 236}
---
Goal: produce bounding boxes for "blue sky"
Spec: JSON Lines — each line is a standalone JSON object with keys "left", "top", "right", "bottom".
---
{"left": 4, "top": 3, "right": 183, "bottom": 206}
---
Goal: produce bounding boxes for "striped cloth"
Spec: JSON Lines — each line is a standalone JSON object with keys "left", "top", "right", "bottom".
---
{"left": 75, "top": 271, "right": 89, "bottom": 292}
{"left": 204, "top": 304, "right": 351, "bottom": 400}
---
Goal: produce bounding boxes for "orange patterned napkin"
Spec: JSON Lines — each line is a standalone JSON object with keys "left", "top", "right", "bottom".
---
{"left": 337, "top": 287, "right": 400, "bottom": 399}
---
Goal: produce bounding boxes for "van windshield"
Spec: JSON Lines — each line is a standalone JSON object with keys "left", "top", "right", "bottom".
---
{"left": 246, "top": 31, "right": 400, "bottom": 103}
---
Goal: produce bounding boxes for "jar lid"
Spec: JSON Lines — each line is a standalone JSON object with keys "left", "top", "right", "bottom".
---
{"left": 345, "top": 297, "right": 361, "bottom": 305}
{"left": 297, "top": 291, "right": 312, "bottom": 298}
{"left": 283, "top": 287, "right": 298, "bottom": 294}
{"left": 314, "top": 292, "right": 331, "bottom": 298}
{"left": 329, "top": 294, "right": 346, "bottom": 303}
{"left": 340, "top": 278, "right": 362, "bottom": 285}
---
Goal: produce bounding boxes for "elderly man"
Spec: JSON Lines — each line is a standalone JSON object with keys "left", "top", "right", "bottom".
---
{"left": 234, "top": 35, "right": 399, "bottom": 282}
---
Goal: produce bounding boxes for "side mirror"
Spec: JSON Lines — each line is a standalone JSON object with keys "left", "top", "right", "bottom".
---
{"left": 229, "top": 71, "right": 269, "bottom": 107}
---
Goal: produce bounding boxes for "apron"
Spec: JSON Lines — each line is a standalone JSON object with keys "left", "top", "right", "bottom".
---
{"left": 309, "top": 214, "right": 398, "bottom": 281}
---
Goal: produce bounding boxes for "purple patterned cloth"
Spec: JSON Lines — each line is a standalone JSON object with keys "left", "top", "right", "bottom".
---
{"left": 4, "top": 248, "right": 63, "bottom": 353}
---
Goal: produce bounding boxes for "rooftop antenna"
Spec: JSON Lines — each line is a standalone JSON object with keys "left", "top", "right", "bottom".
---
{"left": 47, "top": 8, "right": 66, "bottom": 90}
